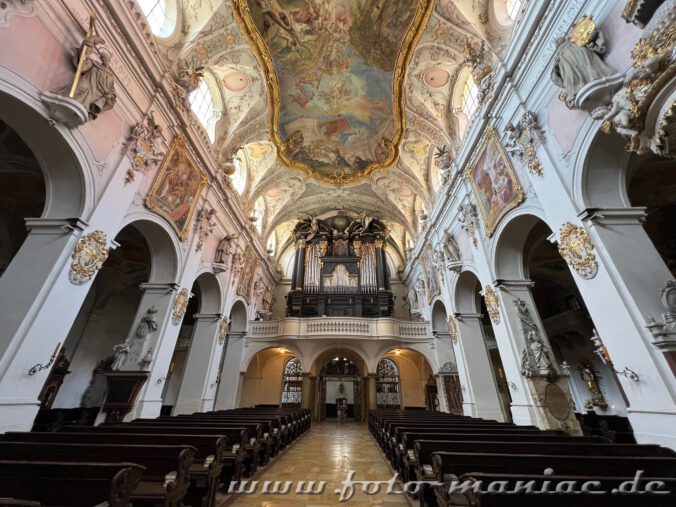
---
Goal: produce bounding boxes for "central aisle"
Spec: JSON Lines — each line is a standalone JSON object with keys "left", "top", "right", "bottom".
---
{"left": 225, "top": 422, "right": 409, "bottom": 506}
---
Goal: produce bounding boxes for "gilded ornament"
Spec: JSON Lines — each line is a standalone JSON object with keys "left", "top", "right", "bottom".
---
{"left": 558, "top": 222, "right": 598, "bottom": 279}
{"left": 483, "top": 285, "right": 500, "bottom": 324}
{"left": 69, "top": 230, "right": 110, "bottom": 285}
{"left": 123, "top": 112, "right": 164, "bottom": 185}
{"left": 569, "top": 16, "right": 597, "bottom": 47}
{"left": 218, "top": 317, "right": 230, "bottom": 345}
{"left": 229, "top": 0, "right": 435, "bottom": 185}
{"left": 447, "top": 315, "right": 459, "bottom": 344}
{"left": 172, "top": 288, "right": 192, "bottom": 325}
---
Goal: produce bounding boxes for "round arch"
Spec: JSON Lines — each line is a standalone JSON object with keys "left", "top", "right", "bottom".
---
{"left": 491, "top": 208, "right": 549, "bottom": 280}
{"left": 431, "top": 299, "right": 449, "bottom": 332}
{"left": 193, "top": 271, "right": 222, "bottom": 314}
{"left": 0, "top": 84, "right": 90, "bottom": 218}
{"left": 240, "top": 343, "right": 304, "bottom": 373}
{"left": 118, "top": 216, "right": 180, "bottom": 283}
{"left": 455, "top": 269, "right": 482, "bottom": 313}
{"left": 229, "top": 299, "right": 248, "bottom": 333}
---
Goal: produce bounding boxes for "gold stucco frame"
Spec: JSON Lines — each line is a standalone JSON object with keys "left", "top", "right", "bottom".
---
{"left": 145, "top": 135, "right": 209, "bottom": 241}
{"left": 230, "top": 0, "right": 436, "bottom": 185}
{"left": 464, "top": 127, "right": 524, "bottom": 237}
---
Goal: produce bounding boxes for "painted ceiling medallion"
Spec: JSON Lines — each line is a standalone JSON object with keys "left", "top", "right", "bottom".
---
{"left": 223, "top": 72, "right": 250, "bottom": 92}
{"left": 558, "top": 222, "right": 599, "bottom": 280}
{"left": 424, "top": 67, "right": 450, "bottom": 88}
{"left": 231, "top": 0, "right": 435, "bottom": 185}
{"left": 69, "top": 230, "right": 110, "bottom": 285}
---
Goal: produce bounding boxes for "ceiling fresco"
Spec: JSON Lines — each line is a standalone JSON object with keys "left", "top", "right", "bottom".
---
{"left": 160, "top": 0, "right": 514, "bottom": 272}
{"left": 232, "top": 0, "right": 435, "bottom": 184}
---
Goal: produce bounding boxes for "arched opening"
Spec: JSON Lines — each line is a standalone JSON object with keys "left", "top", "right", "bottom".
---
{"left": 160, "top": 281, "right": 200, "bottom": 414}
{"left": 627, "top": 153, "right": 676, "bottom": 275}
{"left": 32, "top": 219, "right": 179, "bottom": 428}
{"left": 521, "top": 219, "right": 630, "bottom": 420}
{"left": 431, "top": 300, "right": 463, "bottom": 414}
{"left": 455, "top": 270, "right": 512, "bottom": 422}
{"left": 214, "top": 299, "right": 250, "bottom": 408}
{"left": 311, "top": 349, "right": 367, "bottom": 422}
{"left": 380, "top": 349, "right": 434, "bottom": 410}
{"left": 37, "top": 225, "right": 151, "bottom": 426}
{"left": 280, "top": 357, "right": 303, "bottom": 408}
{"left": 374, "top": 358, "right": 401, "bottom": 409}
{"left": 0, "top": 119, "right": 45, "bottom": 278}
{"left": 239, "top": 347, "right": 297, "bottom": 408}
{"left": 172, "top": 271, "right": 223, "bottom": 414}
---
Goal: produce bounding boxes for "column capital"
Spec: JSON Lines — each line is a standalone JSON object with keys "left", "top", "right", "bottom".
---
{"left": 578, "top": 207, "right": 648, "bottom": 226}
{"left": 25, "top": 217, "right": 88, "bottom": 235}
{"left": 454, "top": 312, "right": 483, "bottom": 321}
{"left": 193, "top": 313, "right": 222, "bottom": 321}
{"left": 493, "top": 279, "right": 534, "bottom": 290}
{"left": 139, "top": 282, "right": 180, "bottom": 294}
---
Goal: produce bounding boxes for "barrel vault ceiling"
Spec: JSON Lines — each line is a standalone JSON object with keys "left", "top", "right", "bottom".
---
{"left": 158, "top": 0, "right": 514, "bottom": 266}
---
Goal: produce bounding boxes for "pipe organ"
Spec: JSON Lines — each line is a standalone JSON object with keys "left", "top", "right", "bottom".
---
{"left": 286, "top": 215, "right": 395, "bottom": 317}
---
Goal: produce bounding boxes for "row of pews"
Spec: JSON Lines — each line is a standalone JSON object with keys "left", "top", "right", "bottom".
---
{"left": 369, "top": 409, "right": 676, "bottom": 506}
{"left": 0, "top": 406, "right": 310, "bottom": 507}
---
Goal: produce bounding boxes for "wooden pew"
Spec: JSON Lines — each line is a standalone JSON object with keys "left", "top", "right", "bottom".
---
{"left": 398, "top": 433, "right": 609, "bottom": 482}
{"left": 60, "top": 425, "right": 245, "bottom": 493}
{"left": 0, "top": 442, "right": 193, "bottom": 507}
{"left": 126, "top": 419, "right": 262, "bottom": 476}
{"left": 0, "top": 460, "right": 144, "bottom": 507}
{"left": 450, "top": 472, "right": 676, "bottom": 506}
{"left": 413, "top": 439, "right": 673, "bottom": 507}
{"left": 2, "top": 431, "right": 224, "bottom": 507}
{"left": 431, "top": 452, "right": 676, "bottom": 507}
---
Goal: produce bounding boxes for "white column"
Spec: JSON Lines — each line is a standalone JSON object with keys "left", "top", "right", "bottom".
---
{"left": 173, "top": 313, "right": 223, "bottom": 414}
{"left": 0, "top": 218, "right": 88, "bottom": 431}
{"left": 120, "top": 282, "right": 179, "bottom": 420}
{"left": 493, "top": 280, "right": 580, "bottom": 433}
{"left": 434, "top": 374, "right": 448, "bottom": 412}
{"left": 577, "top": 209, "right": 676, "bottom": 446}
{"left": 213, "top": 331, "right": 247, "bottom": 409}
{"left": 454, "top": 312, "right": 506, "bottom": 421}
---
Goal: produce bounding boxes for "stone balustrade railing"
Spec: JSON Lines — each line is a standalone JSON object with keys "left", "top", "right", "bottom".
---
{"left": 247, "top": 317, "right": 431, "bottom": 341}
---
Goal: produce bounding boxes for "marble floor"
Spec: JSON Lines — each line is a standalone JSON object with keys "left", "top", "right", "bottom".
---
{"left": 223, "top": 422, "right": 410, "bottom": 506}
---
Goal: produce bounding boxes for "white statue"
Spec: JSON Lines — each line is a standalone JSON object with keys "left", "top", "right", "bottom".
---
{"left": 551, "top": 31, "right": 615, "bottom": 108}
{"left": 443, "top": 233, "right": 461, "bottom": 263}
{"left": 216, "top": 234, "right": 239, "bottom": 264}
{"left": 110, "top": 306, "right": 158, "bottom": 371}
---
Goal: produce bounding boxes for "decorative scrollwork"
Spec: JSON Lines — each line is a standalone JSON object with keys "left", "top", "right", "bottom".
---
{"left": 482, "top": 285, "right": 500, "bottom": 324}
{"left": 447, "top": 315, "right": 459, "bottom": 344}
{"left": 558, "top": 222, "right": 598, "bottom": 279}
{"left": 171, "top": 288, "right": 192, "bottom": 325}
{"left": 69, "top": 230, "right": 110, "bottom": 285}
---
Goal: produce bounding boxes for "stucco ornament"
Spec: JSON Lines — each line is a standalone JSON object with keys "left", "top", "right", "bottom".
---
{"left": 447, "top": 315, "right": 459, "bottom": 344}
{"left": 0, "top": 0, "right": 35, "bottom": 27}
{"left": 69, "top": 230, "right": 110, "bottom": 285}
{"left": 482, "top": 285, "right": 500, "bottom": 324}
{"left": 503, "top": 112, "right": 545, "bottom": 176}
{"left": 171, "top": 288, "right": 193, "bottom": 325}
{"left": 123, "top": 112, "right": 164, "bottom": 184}
{"left": 218, "top": 317, "right": 231, "bottom": 345}
{"left": 195, "top": 208, "right": 217, "bottom": 252}
{"left": 558, "top": 222, "right": 598, "bottom": 279}
{"left": 458, "top": 203, "right": 479, "bottom": 248}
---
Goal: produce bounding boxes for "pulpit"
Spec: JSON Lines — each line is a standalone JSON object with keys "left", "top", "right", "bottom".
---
{"left": 101, "top": 371, "right": 150, "bottom": 422}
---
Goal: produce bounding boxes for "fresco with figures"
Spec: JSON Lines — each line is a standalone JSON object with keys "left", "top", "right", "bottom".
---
{"left": 465, "top": 128, "right": 524, "bottom": 237}
{"left": 146, "top": 136, "right": 209, "bottom": 240}
{"left": 237, "top": 0, "right": 432, "bottom": 182}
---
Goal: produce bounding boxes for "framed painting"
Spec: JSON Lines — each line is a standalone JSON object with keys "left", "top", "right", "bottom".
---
{"left": 146, "top": 135, "right": 209, "bottom": 241}
{"left": 464, "top": 127, "right": 524, "bottom": 237}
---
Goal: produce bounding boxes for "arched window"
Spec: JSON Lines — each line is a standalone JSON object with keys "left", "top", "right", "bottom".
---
{"left": 461, "top": 73, "right": 480, "bottom": 118}
{"left": 506, "top": 0, "right": 523, "bottom": 20}
{"left": 376, "top": 358, "right": 401, "bottom": 409}
{"left": 231, "top": 153, "right": 247, "bottom": 195}
{"left": 281, "top": 357, "right": 303, "bottom": 407}
{"left": 138, "top": 0, "right": 167, "bottom": 35}
{"left": 189, "top": 77, "right": 218, "bottom": 143}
